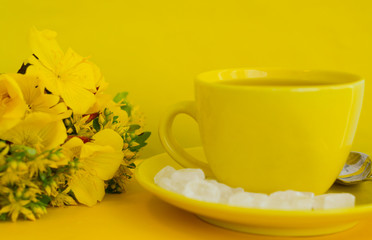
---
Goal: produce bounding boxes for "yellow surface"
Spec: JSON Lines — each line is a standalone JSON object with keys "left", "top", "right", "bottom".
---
{"left": 1, "top": 0, "right": 372, "bottom": 158}
{"left": 136, "top": 147, "right": 372, "bottom": 237}
{"left": 159, "top": 69, "right": 364, "bottom": 194}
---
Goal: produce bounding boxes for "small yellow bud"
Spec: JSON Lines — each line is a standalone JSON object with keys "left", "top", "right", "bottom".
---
{"left": 0, "top": 142, "right": 6, "bottom": 148}
{"left": 51, "top": 181, "right": 58, "bottom": 188}
{"left": 33, "top": 206, "right": 44, "bottom": 216}
{"left": 16, "top": 189, "right": 23, "bottom": 198}
{"left": 64, "top": 119, "right": 72, "bottom": 126}
{"left": 99, "top": 114, "right": 105, "bottom": 124}
{"left": 50, "top": 154, "right": 60, "bottom": 161}
{"left": 104, "top": 108, "right": 111, "bottom": 116}
{"left": 125, "top": 151, "right": 135, "bottom": 159}
{"left": 45, "top": 186, "right": 51, "bottom": 195}
{"left": 130, "top": 142, "right": 140, "bottom": 147}
{"left": 23, "top": 191, "right": 32, "bottom": 198}
{"left": 1, "top": 145, "right": 9, "bottom": 155}
{"left": 9, "top": 161, "right": 18, "bottom": 170}
{"left": 67, "top": 128, "right": 73, "bottom": 134}
{"left": 123, "top": 143, "right": 129, "bottom": 149}
{"left": 18, "top": 162, "right": 28, "bottom": 171}
{"left": 56, "top": 151, "right": 65, "bottom": 159}
{"left": 126, "top": 137, "right": 131, "bottom": 142}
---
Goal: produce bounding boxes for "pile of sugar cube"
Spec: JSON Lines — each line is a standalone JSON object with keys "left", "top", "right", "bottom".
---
{"left": 154, "top": 166, "right": 355, "bottom": 210}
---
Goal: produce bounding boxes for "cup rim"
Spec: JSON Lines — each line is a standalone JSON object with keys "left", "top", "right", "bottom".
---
{"left": 195, "top": 68, "right": 365, "bottom": 90}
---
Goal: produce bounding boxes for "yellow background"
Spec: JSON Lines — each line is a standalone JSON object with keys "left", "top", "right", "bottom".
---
{"left": 1, "top": 0, "right": 372, "bottom": 158}
{"left": 1, "top": 1, "right": 372, "bottom": 238}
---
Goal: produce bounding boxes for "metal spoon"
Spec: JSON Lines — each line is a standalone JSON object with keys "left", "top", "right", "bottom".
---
{"left": 337, "top": 151, "right": 372, "bottom": 185}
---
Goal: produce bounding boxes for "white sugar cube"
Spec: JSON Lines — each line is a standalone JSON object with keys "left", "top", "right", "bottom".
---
{"left": 228, "top": 192, "right": 268, "bottom": 208}
{"left": 170, "top": 168, "right": 205, "bottom": 193}
{"left": 183, "top": 179, "right": 221, "bottom": 203}
{"left": 313, "top": 193, "right": 355, "bottom": 210}
{"left": 269, "top": 190, "right": 314, "bottom": 199}
{"left": 206, "top": 180, "right": 233, "bottom": 203}
{"left": 172, "top": 168, "right": 205, "bottom": 182}
{"left": 153, "top": 167, "right": 356, "bottom": 211}
{"left": 266, "top": 190, "right": 314, "bottom": 210}
{"left": 154, "top": 166, "right": 176, "bottom": 185}
{"left": 232, "top": 187, "right": 245, "bottom": 194}
{"left": 155, "top": 176, "right": 180, "bottom": 192}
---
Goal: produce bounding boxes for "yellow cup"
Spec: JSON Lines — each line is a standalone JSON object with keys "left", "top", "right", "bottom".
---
{"left": 159, "top": 68, "right": 364, "bottom": 194}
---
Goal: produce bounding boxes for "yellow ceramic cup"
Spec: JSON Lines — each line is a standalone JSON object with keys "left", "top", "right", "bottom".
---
{"left": 159, "top": 68, "right": 364, "bottom": 194}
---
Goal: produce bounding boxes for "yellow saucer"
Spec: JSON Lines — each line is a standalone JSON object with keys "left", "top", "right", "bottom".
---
{"left": 135, "top": 147, "right": 372, "bottom": 237}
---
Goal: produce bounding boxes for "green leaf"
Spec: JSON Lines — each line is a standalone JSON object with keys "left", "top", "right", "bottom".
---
{"left": 0, "top": 164, "right": 7, "bottom": 172}
{"left": 127, "top": 162, "right": 136, "bottom": 169}
{"left": 0, "top": 213, "right": 7, "bottom": 221}
{"left": 130, "top": 142, "right": 148, "bottom": 152}
{"left": 121, "top": 105, "right": 132, "bottom": 117}
{"left": 93, "top": 118, "right": 101, "bottom": 132}
{"left": 25, "top": 147, "right": 37, "bottom": 157}
{"left": 38, "top": 195, "right": 51, "bottom": 205}
{"left": 128, "top": 124, "right": 141, "bottom": 132}
{"left": 135, "top": 132, "right": 151, "bottom": 144}
{"left": 113, "top": 92, "right": 128, "bottom": 103}
{"left": 39, "top": 173, "right": 47, "bottom": 181}
{"left": 112, "top": 116, "right": 119, "bottom": 124}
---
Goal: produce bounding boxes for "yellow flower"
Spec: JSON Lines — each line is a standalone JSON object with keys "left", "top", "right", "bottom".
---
{"left": 0, "top": 192, "right": 35, "bottom": 222}
{"left": 27, "top": 150, "right": 69, "bottom": 178}
{"left": 26, "top": 27, "right": 102, "bottom": 114}
{"left": 0, "top": 74, "right": 27, "bottom": 135}
{"left": 64, "top": 129, "right": 123, "bottom": 206}
{"left": 10, "top": 73, "right": 71, "bottom": 119}
{"left": 0, "top": 112, "right": 67, "bottom": 152}
{"left": 86, "top": 65, "right": 110, "bottom": 114}
{"left": 0, "top": 167, "right": 23, "bottom": 185}
{"left": 86, "top": 93, "right": 112, "bottom": 114}
{"left": 50, "top": 192, "right": 77, "bottom": 207}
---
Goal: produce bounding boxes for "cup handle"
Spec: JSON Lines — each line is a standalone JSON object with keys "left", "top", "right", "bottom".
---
{"left": 159, "top": 101, "right": 213, "bottom": 176}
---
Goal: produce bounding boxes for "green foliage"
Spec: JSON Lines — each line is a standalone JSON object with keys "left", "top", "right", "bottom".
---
{"left": 38, "top": 195, "right": 51, "bottom": 205}
{"left": 128, "top": 124, "right": 141, "bottom": 132}
{"left": 0, "top": 213, "right": 7, "bottom": 221}
{"left": 113, "top": 92, "right": 128, "bottom": 103}
{"left": 130, "top": 132, "right": 151, "bottom": 151}
{"left": 0, "top": 144, "right": 77, "bottom": 221}
{"left": 92, "top": 118, "right": 101, "bottom": 132}
{"left": 113, "top": 92, "right": 132, "bottom": 116}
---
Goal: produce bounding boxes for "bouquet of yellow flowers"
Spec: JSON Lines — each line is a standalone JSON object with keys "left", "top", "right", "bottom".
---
{"left": 0, "top": 27, "right": 150, "bottom": 221}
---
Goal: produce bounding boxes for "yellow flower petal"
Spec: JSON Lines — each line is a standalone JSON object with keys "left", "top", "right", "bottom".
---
{"left": 82, "top": 147, "right": 123, "bottom": 180}
{"left": 86, "top": 93, "right": 112, "bottom": 114}
{"left": 10, "top": 73, "right": 71, "bottom": 119}
{"left": 70, "top": 172, "right": 105, "bottom": 207}
{"left": 0, "top": 74, "right": 27, "bottom": 134}
{"left": 62, "top": 137, "right": 84, "bottom": 159}
{"left": 78, "top": 129, "right": 124, "bottom": 180}
{"left": 59, "top": 48, "right": 96, "bottom": 91}
{"left": 20, "top": 208, "right": 36, "bottom": 221}
{"left": 60, "top": 80, "right": 96, "bottom": 114}
{"left": 92, "top": 129, "right": 123, "bottom": 151}
{"left": 29, "top": 26, "right": 64, "bottom": 71}
{"left": 26, "top": 63, "right": 60, "bottom": 94}
{"left": 0, "top": 112, "right": 67, "bottom": 150}
{"left": 27, "top": 28, "right": 98, "bottom": 114}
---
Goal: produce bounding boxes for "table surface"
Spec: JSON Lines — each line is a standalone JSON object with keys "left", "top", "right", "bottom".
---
{"left": 2, "top": 178, "right": 372, "bottom": 240}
